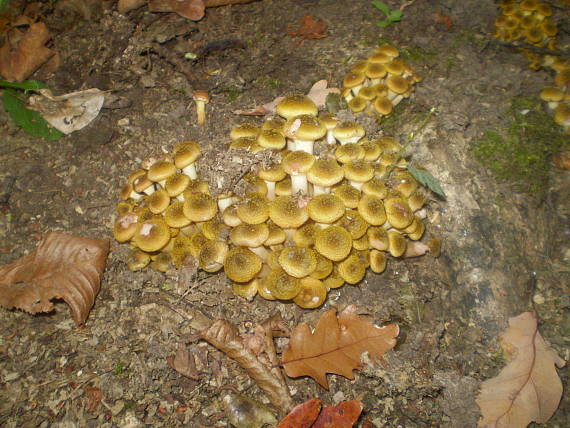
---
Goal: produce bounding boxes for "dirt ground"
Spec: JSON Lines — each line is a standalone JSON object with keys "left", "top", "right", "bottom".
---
{"left": 0, "top": 0, "right": 569, "bottom": 426}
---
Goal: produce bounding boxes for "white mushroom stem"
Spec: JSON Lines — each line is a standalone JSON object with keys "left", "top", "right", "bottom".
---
{"left": 250, "top": 246, "right": 269, "bottom": 262}
{"left": 286, "top": 138, "right": 296, "bottom": 151}
{"left": 217, "top": 195, "right": 236, "bottom": 212}
{"left": 182, "top": 163, "right": 198, "bottom": 180}
{"left": 290, "top": 173, "right": 308, "bottom": 196}
{"left": 311, "top": 185, "right": 330, "bottom": 195}
{"left": 349, "top": 180, "right": 364, "bottom": 191}
{"left": 326, "top": 130, "right": 336, "bottom": 145}
{"left": 294, "top": 139, "right": 315, "bottom": 154}
{"left": 350, "top": 84, "right": 363, "bottom": 97}
{"left": 343, "top": 91, "right": 354, "bottom": 103}
{"left": 265, "top": 181, "right": 276, "bottom": 200}
{"left": 195, "top": 100, "right": 206, "bottom": 125}
{"left": 403, "top": 241, "right": 429, "bottom": 258}
{"left": 129, "top": 190, "right": 144, "bottom": 201}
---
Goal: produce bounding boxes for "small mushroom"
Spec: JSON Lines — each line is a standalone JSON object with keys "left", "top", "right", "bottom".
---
{"left": 193, "top": 90, "right": 209, "bottom": 125}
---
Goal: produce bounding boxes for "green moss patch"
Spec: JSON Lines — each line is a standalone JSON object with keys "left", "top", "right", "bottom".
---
{"left": 471, "top": 97, "right": 566, "bottom": 193}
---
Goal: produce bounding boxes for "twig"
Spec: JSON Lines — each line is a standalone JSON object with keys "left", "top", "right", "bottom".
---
{"left": 204, "top": 0, "right": 260, "bottom": 6}
{"left": 490, "top": 38, "right": 570, "bottom": 58}
{"left": 399, "top": 0, "right": 417, "bottom": 11}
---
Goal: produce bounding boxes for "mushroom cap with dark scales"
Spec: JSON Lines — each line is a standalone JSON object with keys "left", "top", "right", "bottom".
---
{"left": 269, "top": 195, "right": 309, "bottom": 229}
{"left": 198, "top": 240, "right": 228, "bottom": 273}
{"left": 384, "top": 197, "right": 414, "bottom": 229}
{"left": 230, "top": 123, "right": 261, "bottom": 140}
{"left": 183, "top": 193, "right": 217, "bottom": 222}
{"left": 165, "top": 173, "right": 190, "bottom": 197}
{"left": 293, "top": 277, "right": 327, "bottom": 308}
{"left": 264, "top": 268, "right": 301, "bottom": 300}
{"left": 147, "top": 189, "right": 171, "bottom": 214}
{"left": 282, "top": 151, "right": 315, "bottom": 175}
{"left": 307, "top": 194, "right": 345, "bottom": 224}
{"left": 133, "top": 218, "right": 171, "bottom": 252}
{"left": 259, "top": 163, "right": 287, "bottom": 183}
{"left": 293, "top": 223, "right": 317, "bottom": 247}
{"left": 278, "top": 246, "right": 318, "bottom": 278}
{"left": 338, "top": 254, "right": 367, "bottom": 284}
{"left": 257, "top": 129, "right": 286, "bottom": 150}
{"left": 358, "top": 194, "right": 387, "bottom": 226}
{"left": 314, "top": 225, "right": 352, "bottom": 261}
{"left": 387, "top": 231, "right": 407, "bottom": 257}
{"left": 276, "top": 95, "right": 318, "bottom": 119}
{"left": 230, "top": 223, "right": 269, "bottom": 248}
{"left": 336, "top": 209, "right": 368, "bottom": 239}
{"left": 236, "top": 193, "right": 270, "bottom": 225}
{"left": 332, "top": 184, "right": 361, "bottom": 209}
{"left": 148, "top": 161, "right": 177, "bottom": 183}
{"left": 174, "top": 143, "right": 201, "bottom": 168}
{"left": 335, "top": 143, "right": 365, "bottom": 164}
{"left": 283, "top": 115, "right": 327, "bottom": 141}
{"left": 307, "top": 158, "right": 344, "bottom": 188}
{"left": 224, "top": 247, "right": 262, "bottom": 283}
{"left": 164, "top": 201, "right": 192, "bottom": 228}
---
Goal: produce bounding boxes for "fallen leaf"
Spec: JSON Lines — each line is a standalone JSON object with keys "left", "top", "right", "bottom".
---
{"left": 148, "top": 0, "right": 205, "bottom": 21}
{"left": 27, "top": 88, "right": 106, "bottom": 134}
{"left": 313, "top": 400, "right": 363, "bottom": 428}
{"left": 0, "top": 232, "right": 110, "bottom": 325}
{"left": 222, "top": 392, "right": 278, "bottom": 428}
{"left": 0, "top": 22, "right": 55, "bottom": 82}
{"left": 277, "top": 398, "right": 322, "bottom": 428}
{"left": 288, "top": 15, "right": 328, "bottom": 44}
{"left": 476, "top": 312, "right": 566, "bottom": 428}
{"left": 84, "top": 385, "right": 103, "bottom": 412}
{"left": 200, "top": 318, "right": 294, "bottom": 410}
{"left": 117, "top": 0, "right": 146, "bottom": 14}
{"left": 233, "top": 80, "right": 338, "bottom": 116}
{"left": 282, "top": 306, "right": 399, "bottom": 389}
{"left": 167, "top": 343, "right": 201, "bottom": 380}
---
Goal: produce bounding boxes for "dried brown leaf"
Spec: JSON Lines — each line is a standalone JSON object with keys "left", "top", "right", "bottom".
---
{"left": 200, "top": 319, "right": 294, "bottom": 410}
{"left": 287, "top": 15, "right": 328, "bottom": 42}
{"left": 476, "top": 312, "right": 566, "bottom": 428}
{"left": 0, "top": 232, "right": 110, "bottom": 325}
{"left": 148, "top": 0, "right": 205, "bottom": 21}
{"left": 167, "top": 343, "right": 201, "bottom": 380}
{"left": 282, "top": 306, "right": 399, "bottom": 389}
{"left": 313, "top": 400, "right": 363, "bottom": 428}
{"left": 276, "top": 398, "right": 322, "bottom": 428}
{"left": 0, "top": 22, "right": 55, "bottom": 82}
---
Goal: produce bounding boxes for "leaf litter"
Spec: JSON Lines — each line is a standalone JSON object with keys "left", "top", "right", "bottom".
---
{"left": 476, "top": 311, "right": 566, "bottom": 428}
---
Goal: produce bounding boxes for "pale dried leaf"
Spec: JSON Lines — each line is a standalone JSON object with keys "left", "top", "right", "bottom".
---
{"left": 282, "top": 306, "right": 399, "bottom": 389}
{"left": 0, "top": 22, "right": 55, "bottom": 82}
{"left": 476, "top": 312, "right": 565, "bottom": 428}
{"left": 167, "top": 343, "right": 200, "bottom": 380}
{"left": 148, "top": 0, "right": 205, "bottom": 21}
{"left": 200, "top": 319, "right": 293, "bottom": 410}
{"left": 117, "top": 0, "right": 146, "bottom": 14}
{"left": 276, "top": 398, "right": 322, "bottom": 428}
{"left": 313, "top": 400, "right": 363, "bottom": 428}
{"left": 306, "top": 80, "right": 340, "bottom": 108}
{"left": 27, "top": 88, "right": 105, "bottom": 134}
{"left": 0, "top": 232, "right": 110, "bottom": 325}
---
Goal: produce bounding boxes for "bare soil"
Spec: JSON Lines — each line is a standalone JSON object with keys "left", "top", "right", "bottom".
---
{"left": 0, "top": 0, "right": 568, "bottom": 427}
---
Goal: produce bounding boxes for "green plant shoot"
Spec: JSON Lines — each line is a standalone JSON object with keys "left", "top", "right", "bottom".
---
{"left": 371, "top": 1, "right": 403, "bottom": 28}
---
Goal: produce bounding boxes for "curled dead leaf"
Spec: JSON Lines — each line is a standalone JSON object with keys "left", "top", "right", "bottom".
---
{"left": 282, "top": 306, "right": 399, "bottom": 389}
{"left": 313, "top": 400, "right": 363, "bottom": 428}
{"left": 148, "top": 0, "right": 205, "bottom": 21}
{"left": 0, "top": 22, "right": 55, "bottom": 82}
{"left": 0, "top": 232, "right": 110, "bottom": 325}
{"left": 476, "top": 312, "right": 566, "bottom": 428}
{"left": 276, "top": 398, "right": 322, "bottom": 428}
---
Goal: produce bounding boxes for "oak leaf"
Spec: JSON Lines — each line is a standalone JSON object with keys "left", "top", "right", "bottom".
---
{"left": 476, "top": 312, "right": 565, "bottom": 428}
{"left": 287, "top": 15, "right": 328, "bottom": 44}
{"left": 0, "top": 232, "right": 110, "bottom": 325}
{"left": 313, "top": 400, "right": 363, "bottom": 428}
{"left": 0, "top": 22, "right": 55, "bottom": 82}
{"left": 277, "top": 398, "right": 322, "bottom": 428}
{"left": 148, "top": 0, "right": 205, "bottom": 21}
{"left": 282, "top": 306, "right": 399, "bottom": 389}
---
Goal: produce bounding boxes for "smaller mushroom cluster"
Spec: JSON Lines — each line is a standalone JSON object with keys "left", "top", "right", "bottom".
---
{"left": 539, "top": 56, "right": 570, "bottom": 133}
{"left": 340, "top": 44, "right": 421, "bottom": 117}
{"left": 494, "top": 0, "right": 558, "bottom": 63}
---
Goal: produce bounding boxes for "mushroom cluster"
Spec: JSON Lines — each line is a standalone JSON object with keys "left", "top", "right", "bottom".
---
{"left": 539, "top": 56, "right": 570, "bottom": 133}
{"left": 340, "top": 44, "right": 421, "bottom": 117}
{"left": 494, "top": 0, "right": 558, "bottom": 68}
{"left": 113, "top": 94, "right": 437, "bottom": 309}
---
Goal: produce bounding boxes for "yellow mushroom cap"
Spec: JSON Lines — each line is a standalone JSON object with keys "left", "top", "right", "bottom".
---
{"left": 323, "top": 268, "right": 345, "bottom": 290}
{"left": 232, "top": 278, "right": 259, "bottom": 301}
{"left": 307, "top": 158, "right": 344, "bottom": 188}
{"left": 318, "top": 112, "right": 339, "bottom": 130}
{"left": 236, "top": 193, "right": 270, "bottom": 224}
{"left": 264, "top": 268, "right": 302, "bottom": 300}
{"left": 147, "top": 189, "right": 171, "bottom": 214}
{"left": 344, "top": 160, "right": 375, "bottom": 186}
{"left": 335, "top": 143, "right": 365, "bottom": 164}
{"left": 307, "top": 194, "right": 345, "bottom": 224}
{"left": 201, "top": 219, "right": 229, "bottom": 241}
{"left": 357, "top": 194, "right": 387, "bottom": 226}
{"left": 127, "top": 249, "right": 151, "bottom": 271}
{"left": 408, "top": 188, "right": 427, "bottom": 212}
{"left": 199, "top": 239, "right": 228, "bottom": 273}
{"left": 275, "top": 177, "right": 292, "bottom": 197}
{"left": 376, "top": 44, "right": 399, "bottom": 57}
{"left": 348, "top": 96, "right": 367, "bottom": 113}
{"left": 365, "top": 62, "right": 387, "bottom": 80}
{"left": 311, "top": 253, "right": 333, "bottom": 279}
{"left": 230, "top": 223, "right": 270, "bottom": 248}
{"left": 113, "top": 212, "right": 139, "bottom": 242}
{"left": 332, "top": 184, "right": 361, "bottom": 209}
{"left": 185, "top": 179, "right": 210, "bottom": 195}
{"left": 222, "top": 204, "right": 242, "bottom": 227}
{"left": 259, "top": 163, "right": 287, "bottom": 183}
{"left": 269, "top": 195, "right": 309, "bottom": 229}
{"left": 230, "top": 123, "right": 261, "bottom": 140}
{"left": 262, "top": 116, "right": 285, "bottom": 132}
{"left": 384, "top": 197, "right": 414, "bottom": 229}
{"left": 374, "top": 136, "right": 402, "bottom": 153}
{"left": 293, "top": 277, "right": 327, "bottom": 309}
{"left": 150, "top": 252, "right": 171, "bottom": 273}
{"left": 386, "top": 75, "right": 410, "bottom": 94}
{"left": 336, "top": 209, "right": 369, "bottom": 240}
{"left": 276, "top": 95, "right": 318, "bottom": 119}
{"left": 283, "top": 115, "right": 327, "bottom": 142}
{"left": 224, "top": 247, "right": 262, "bottom": 283}
{"left": 174, "top": 142, "right": 201, "bottom": 168}
{"left": 282, "top": 151, "right": 316, "bottom": 176}
{"left": 362, "top": 177, "right": 388, "bottom": 198}
{"left": 188, "top": 231, "right": 208, "bottom": 258}
{"left": 278, "top": 246, "right": 318, "bottom": 278}
{"left": 337, "top": 254, "right": 367, "bottom": 284}
{"left": 116, "top": 201, "right": 134, "bottom": 216}
{"left": 407, "top": 219, "right": 425, "bottom": 241}
{"left": 385, "top": 58, "right": 406, "bottom": 76}
{"left": 370, "top": 249, "right": 387, "bottom": 274}
{"left": 314, "top": 225, "right": 352, "bottom": 261}
{"left": 147, "top": 161, "right": 177, "bottom": 183}
{"left": 170, "top": 234, "right": 194, "bottom": 268}
{"left": 387, "top": 231, "right": 407, "bottom": 257}
{"left": 554, "top": 103, "right": 570, "bottom": 128}
{"left": 332, "top": 121, "right": 365, "bottom": 144}
{"left": 132, "top": 174, "right": 154, "bottom": 194}
{"left": 360, "top": 140, "right": 382, "bottom": 162}
{"left": 343, "top": 71, "right": 366, "bottom": 90}
{"left": 164, "top": 201, "right": 192, "bottom": 228}
{"left": 165, "top": 173, "right": 191, "bottom": 197}
{"left": 133, "top": 218, "right": 171, "bottom": 252}
{"left": 257, "top": 129, "right": 286, "bottom": 150}
{"left": 373, "top": 96, "right": 393, "bottom": 116}
{"left": 293, "top": 223, "right": 317, "bottom": 247}
{"left": 183, "top": 192, "right": 217, "bottom": 222}
{"left": 367, "top": 226, "right": 389, "bottom": 251}
{"left": 368, "top": 52, "right": 392, "bottom": 64}
{"left": 265, "top": 223, "right": 286, "bottom": 246}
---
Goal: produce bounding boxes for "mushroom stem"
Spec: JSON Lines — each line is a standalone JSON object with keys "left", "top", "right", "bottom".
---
{"left": 294, "top": 140, "right": 314, "bottom": 154}
{"left": 182, "top": 163, "right": 198, "bottom": 180}
{"left": 193, "top": 90, "right": 210, "bottom": 126}
{"left": 290, "top": 174, "right": 308, "bottom": 196}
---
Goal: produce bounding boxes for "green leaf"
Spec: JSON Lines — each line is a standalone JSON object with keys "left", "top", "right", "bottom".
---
{"left": 371, "top": 0, "right": 391, "bottom": 16}
{"left": 0, "top": 79, "right": 48, "bottom": 94}
{"left": 376, "top": 20, "right": 391, "bottom": 28}
{"left": 408, "top": 165, "right": 446, "bottom": 198}
{"left": 388, "top": 10, "right": 403, "bottom": 21}
{"left": 2, "top": 89, "right": 64, "bottom": 140}
{"left": 0, "top": 0, "right": 9, "bottom": 13}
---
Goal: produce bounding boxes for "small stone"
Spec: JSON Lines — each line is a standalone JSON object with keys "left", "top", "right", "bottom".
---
{"left": 532, "top": 294, "right": 545, "bottom": 305}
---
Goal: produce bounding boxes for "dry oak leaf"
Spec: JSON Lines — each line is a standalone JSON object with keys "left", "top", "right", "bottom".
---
{"left": 0, "top": 22, "right": 55, "bottom": 82}
{"left": 287, "top": 15, "right": 328, "bottom": 43}
{"left": 148, "top": 0, "right": 205, "bottom": 21}
{"left": 476, "top": 312, "right": 566, "bottom": 428}
{"left": 0, "top": 232, "right": 110, "bottom": 326}
{"left": 282, "top": 306, "right": 399, "bottom": 389}
{"left": 277, "top": 398, "right": 322, "bottom": 428}
{"left": 167, "top": 343, "right": 201, "bottom": 380}
{"left": 312, "top": 400, "right": 363, "bottom": 428}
